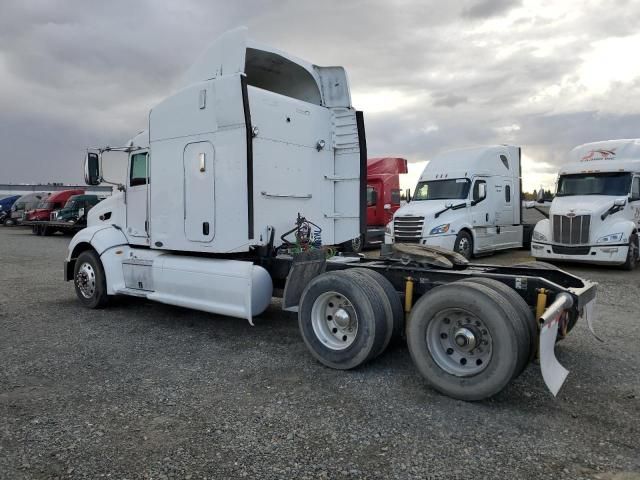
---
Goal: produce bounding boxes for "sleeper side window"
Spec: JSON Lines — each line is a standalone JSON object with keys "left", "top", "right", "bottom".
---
{"left": 130, "top": 153, "right": 149, "bottom": 187}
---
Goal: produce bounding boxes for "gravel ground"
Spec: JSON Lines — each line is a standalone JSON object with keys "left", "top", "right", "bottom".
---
{"left": 0, "top": 227, "right": 639, "bottom": 480}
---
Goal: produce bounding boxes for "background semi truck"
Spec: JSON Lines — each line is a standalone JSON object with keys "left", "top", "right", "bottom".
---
{"left": 386, "top": 145, "right": 534, "bottom": 258}
{"left": 24, "top": 193, "right": 104, "bottom": 236}
{"left": 0, "top": 195, "right": 20, "bottom": 224}
{"left": 531, "top": 139, "right": 640, "bottom": 269}
{"left": 344, "top": 156, "right": 408, "bottom": 252}
{"left": 64, "top": 28, "right": 596, "bottom": 401}
{"left": 4, "top": 192, "right": 49, "bottom": 226}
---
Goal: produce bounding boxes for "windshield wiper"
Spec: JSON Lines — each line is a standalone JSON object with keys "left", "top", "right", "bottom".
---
{"left": 435, "top": 202, "right": 467, "bottom": 219}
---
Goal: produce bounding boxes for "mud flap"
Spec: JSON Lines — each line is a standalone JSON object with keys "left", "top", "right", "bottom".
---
{"left": 539, "top": 315, "right": 569, "bottom": 397}
{"left": 582, "top": 298, "right": 603, "bottom": 342}
{"left": 282, "top": 250, "right": 327, "bottom": 312}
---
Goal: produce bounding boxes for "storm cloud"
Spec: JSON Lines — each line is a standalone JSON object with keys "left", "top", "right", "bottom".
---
{"left": 1, "top": 0, "right": 640, "bottom": 191}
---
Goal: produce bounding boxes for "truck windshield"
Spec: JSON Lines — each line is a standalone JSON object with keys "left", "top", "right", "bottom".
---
{"left": 64, "top": 200, "right": 78, "bottom": 209}
{"left": 38, "top": 201, "right": 54, "bottom": 209}
{"left": 556, "top": 172, "right": 632, "bottom": 196}
{"left": 413, "top": 179, "right": 471, "bottom": 201}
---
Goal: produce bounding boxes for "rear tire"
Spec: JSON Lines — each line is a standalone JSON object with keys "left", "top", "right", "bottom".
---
{"left": 458, "top": 278, "right": 535, "bottom": 368}
{"left": 454, "top": 230, "right": 473, "bottom": 259}
{"left": 622, "top": 234, "right": 638, "bottom": 271}
{"left": 298, "top": 271, "right": 387, "bottom": 370}
{"left": 73, "top": 250, "right": 109, "bottom": 309}
{"left": 406, "top": 282, "right": 522, "bottom": 401}
{"left": 347, "top": 268, "right": 404, "bottom": 342}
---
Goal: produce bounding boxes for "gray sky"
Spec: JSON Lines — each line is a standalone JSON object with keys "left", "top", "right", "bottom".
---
{"left": 2, "top": 0, "right": 640, "bottom": 191}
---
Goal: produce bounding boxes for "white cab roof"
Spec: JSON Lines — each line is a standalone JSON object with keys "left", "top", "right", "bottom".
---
{"left": 562, "top": 139, "right": 640, "bottom": 174}
{"left": 420, "top": 145, "right": 515, "bottom": 181}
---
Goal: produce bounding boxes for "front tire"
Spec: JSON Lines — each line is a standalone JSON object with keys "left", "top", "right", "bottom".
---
{"left": 622, "top": 233, "right": 639, "bottom": 271}
{"left": 342, "top": 235, "right": 363, "bottom": 253}
{"left": 73, "top": 250, "right": 109, "bottom": 309}
{"left": 453, "top": 230, "right": 473, "bottom": 259}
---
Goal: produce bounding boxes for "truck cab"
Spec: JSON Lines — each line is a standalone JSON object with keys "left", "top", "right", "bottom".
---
{"left": 386, "top": 145, "right": 525, "bottom": 258}
{"left": 25, "top": 189, "right": 85, "bottom": 222}
{"left": 66, "top": 27, "right": 362, "bottom": 322}
{"left": 53, "top": 194, "right": 103, "bottom": 222}
{"left": 7, "top": 192, "right": 49, "bottom": 225}
{"left": 364, "top": 157, "right": 407, "bottom": 247}
{"left": 531, "top": 139, "right": 640, "bottom": 269}
{"left": 0, "top": 195, "right": 20, "bottom": 224}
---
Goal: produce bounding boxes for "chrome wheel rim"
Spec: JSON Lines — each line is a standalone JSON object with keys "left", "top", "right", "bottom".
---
{"left": 426, "top": 308, "right": 492, "bottom": 376}
{"left": 311, "top": 291, "right": 358, "bottom": 350}
{"left": 76, "top": 262, "right": 96, "bottom": 299}
{"left": 351, "top": 236, "right": 362, "bottom": 252}
{"left": 457, "top": 237, "right": 471, "bottom": 258}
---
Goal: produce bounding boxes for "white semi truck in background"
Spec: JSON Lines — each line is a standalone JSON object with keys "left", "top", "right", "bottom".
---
{"left": 64, "top": 28, "right": 597, "bottom": 401}
{"left": 386, "top": 145, "right": 534, "bottom": 258}
{"left": 531, "top": 139, "right": 640, "bottom": 269}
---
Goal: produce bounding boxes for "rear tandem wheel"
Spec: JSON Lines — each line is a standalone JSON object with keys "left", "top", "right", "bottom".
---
{"left": 406, "top": 282, "right": 528, "bottom": 401}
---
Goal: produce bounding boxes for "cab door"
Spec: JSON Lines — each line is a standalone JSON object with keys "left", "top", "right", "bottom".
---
{"left": 631, "top": 176, "right": 640, "bottom": 229}
{"left": 126, "top": 151, "right": 149, "bottom": 243}
{"left": 470, "top": 177, "right": 493, "bottom": 251}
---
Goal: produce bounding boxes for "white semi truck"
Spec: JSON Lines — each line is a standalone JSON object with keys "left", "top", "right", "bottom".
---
{"left": 65, "top": 28, "right": 597, "bottom": 401}
{"left": 386, "top": 145, "right": 534, "bottom": 258}
{"left": 531, "top": 139, "right": 640, "bottom": 269}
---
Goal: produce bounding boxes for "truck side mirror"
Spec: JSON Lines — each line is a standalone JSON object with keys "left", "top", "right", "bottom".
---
{"left": 84, "top": 152, "right": 101, "bottom": 186}
{"left": 536, "top": 189, "right": 544, "bottom": 203}
{"left": 613, "top": 198, "right": 627, "bottom": 207}
{"left": 405, "top": 188, "right": 411, "bottom": 203}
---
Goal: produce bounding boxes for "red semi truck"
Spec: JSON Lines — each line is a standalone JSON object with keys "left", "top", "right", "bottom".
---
{"left": 346, "top": 157, "right": 408, "bottom": 251}
{"left": 25, "top": 189, "right": 85, "bottom": 222}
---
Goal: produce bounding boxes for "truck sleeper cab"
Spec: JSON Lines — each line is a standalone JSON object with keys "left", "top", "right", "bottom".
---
{"left": 531, "top": 139, "right": 640, "bottom": 269}
{"left": 65, "top": 29, "right": 598, "bottom": 402}
{"left": 387, "top": 145, "right": 530, "bottom": 259}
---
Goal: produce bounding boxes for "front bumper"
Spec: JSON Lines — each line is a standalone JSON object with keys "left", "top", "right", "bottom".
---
{"left": 531, "top": 241, "right": 628, "bottom": 265}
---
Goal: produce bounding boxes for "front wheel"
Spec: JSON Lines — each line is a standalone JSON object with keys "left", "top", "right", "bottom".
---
{"left": 73, "top": 250, "right": 109, "bottom": 308}
{"left": 622, "top": 234, "right": 639, "bottom": 271}
{"left": 453, "top": 231, "right": 473, "bottom": 259}
{"left": 342, "top": 235, "right": 363, "bottom": 253}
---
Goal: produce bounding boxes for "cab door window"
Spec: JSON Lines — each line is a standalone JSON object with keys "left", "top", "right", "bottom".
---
{"left": 130, "top": 152, "right": 149, "bottom": 187}
{"left": 631, "top": 177, "right": 640, "bottom": 201}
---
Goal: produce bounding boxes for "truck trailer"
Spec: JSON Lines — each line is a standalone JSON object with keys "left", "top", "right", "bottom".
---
{"left": 65, "top": 28, "right": 597, "bottom": 401}
{"left": 531, "top": 139, "right": 640, "bottom": 269}
{"left": 386, "top": 145, "right": 534, "bottom": 259}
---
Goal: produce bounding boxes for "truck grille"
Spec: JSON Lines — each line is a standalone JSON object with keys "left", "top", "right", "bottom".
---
{"left": 552, "top": 245, "right": 591, "bottom": 255}
{"left": 552, "top": 214, "right": 590, "bottom": 245}
{"left": 394, "top": 216, "right": 424, "bottom": 243}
